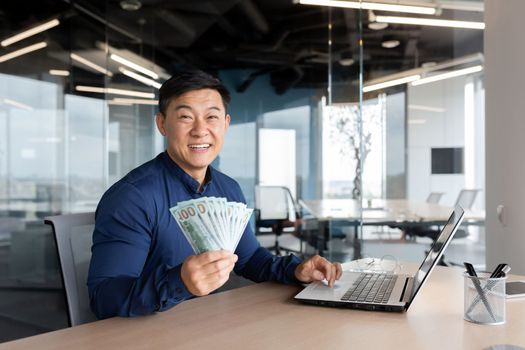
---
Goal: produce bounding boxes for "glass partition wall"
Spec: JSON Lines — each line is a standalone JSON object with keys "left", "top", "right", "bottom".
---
{"left": 0, "top": 1, "right": 163, "bottom": 340}
{"left": 0, "top": 0, "right": 485, "bottom": 342}
{"left": 355, "top": 0, "right": 485, "bottom": 269}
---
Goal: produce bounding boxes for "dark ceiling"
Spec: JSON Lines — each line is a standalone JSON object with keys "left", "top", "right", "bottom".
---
{"left": 0, "top": 0, "right": 484, "bottom": 95}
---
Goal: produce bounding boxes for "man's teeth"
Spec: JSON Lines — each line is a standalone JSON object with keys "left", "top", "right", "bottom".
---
{"left": 189, "top": 144, "right": 210, "bottom": 149}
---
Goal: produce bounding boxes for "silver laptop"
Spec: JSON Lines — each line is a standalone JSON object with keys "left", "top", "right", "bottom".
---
{"left": 295, "top": 205, "right": 465, "bottom": 312}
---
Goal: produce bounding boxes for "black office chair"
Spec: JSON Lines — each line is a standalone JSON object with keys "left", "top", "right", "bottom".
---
{"left": 396, "top": 192, "right": 445, "bottom": 240}
{"left": 254, "top": 185, "right": 303, "bottom": 256}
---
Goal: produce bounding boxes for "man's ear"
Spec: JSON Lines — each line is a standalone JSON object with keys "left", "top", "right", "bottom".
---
{"left": 155, "top": 112, "right": 167, "bottom": 136}
{"left": 225, "top": 114, "right": 231, "bottom": 131}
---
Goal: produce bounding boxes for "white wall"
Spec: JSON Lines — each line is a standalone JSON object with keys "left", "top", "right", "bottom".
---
{"left": 407, "top": 76, "right": 484, "bottom": 208}
{"left": 485, "top": 0, "right": 525, "bottom": 274}
{"left": 258, "top": 128, "right": 297, "bottom": 199}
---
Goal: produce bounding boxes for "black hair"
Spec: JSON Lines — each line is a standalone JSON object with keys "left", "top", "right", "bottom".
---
{"left": 158, "top": 69, "right": 231, "bottom": 115}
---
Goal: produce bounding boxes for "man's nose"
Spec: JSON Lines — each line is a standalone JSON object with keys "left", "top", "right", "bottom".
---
{"left": 190, "top": 118, "right": 209, "bottom": 137}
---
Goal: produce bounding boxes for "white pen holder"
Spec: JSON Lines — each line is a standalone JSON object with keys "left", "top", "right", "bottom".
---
{"left": 464, "top": 272, "right": 506, "bottom": 325}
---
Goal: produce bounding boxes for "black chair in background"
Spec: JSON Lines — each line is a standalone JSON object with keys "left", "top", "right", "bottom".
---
{"left": 396, "top": 191, "right": 445, "bottom": 240}
{"left": 254, "top": 185, "right": 303, "bottom": 256}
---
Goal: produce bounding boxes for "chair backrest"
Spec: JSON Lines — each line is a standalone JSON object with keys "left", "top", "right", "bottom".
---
{"left": 426, "top": 192, "right": 444, "bottom": 204}
{"left": 45, "top": 212, "right": 97, "bottom": 327}
{"left": 454, "top": 189, "right": 480, "bottom": 210}
{"left": 255, "top": 185, "right": 296, "bottom": 221}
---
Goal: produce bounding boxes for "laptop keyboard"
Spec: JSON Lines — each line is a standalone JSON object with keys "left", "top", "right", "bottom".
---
{"left": 341, "top": 273, "right": 398, "bottom": 304}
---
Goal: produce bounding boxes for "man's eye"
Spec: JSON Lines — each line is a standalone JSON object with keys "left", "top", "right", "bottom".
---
{"left": 179, "top": 115, "right": 192, "bottom": 120}
{"left": 208, "top": 115, "right": 219, "bottom": 120}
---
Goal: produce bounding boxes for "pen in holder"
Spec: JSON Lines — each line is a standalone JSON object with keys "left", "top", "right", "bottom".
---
{"left": 464, "top": 272, "right": 506, "bottom": 325}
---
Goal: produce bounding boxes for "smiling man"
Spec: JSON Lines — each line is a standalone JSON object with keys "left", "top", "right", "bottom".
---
{"left": 157, "top": 88, "right": 228, "bottom": 189}
{"left": 87, "top": 69, "right": 342, "bottom": 319}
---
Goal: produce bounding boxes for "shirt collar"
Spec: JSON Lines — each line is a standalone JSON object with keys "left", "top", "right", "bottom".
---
{"left": 160, "top": 151, "right": 213, "bottom": 194}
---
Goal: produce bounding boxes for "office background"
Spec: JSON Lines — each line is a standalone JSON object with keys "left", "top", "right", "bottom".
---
{"left": 0, "top": 0, "right": 521, "bottom": 344}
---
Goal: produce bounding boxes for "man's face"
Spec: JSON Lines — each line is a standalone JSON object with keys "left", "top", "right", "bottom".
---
{"left": 156, "top": 88, "right": 230, "bottom": 182}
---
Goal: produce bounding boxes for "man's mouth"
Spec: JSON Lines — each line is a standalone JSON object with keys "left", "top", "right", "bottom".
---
{"left": 188, "top": 144, "right": 211, "bottom": 150}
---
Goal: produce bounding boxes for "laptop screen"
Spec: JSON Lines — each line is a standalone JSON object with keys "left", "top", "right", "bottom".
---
{"left": 408, "top": 205, "right": 465, "bottom": 305}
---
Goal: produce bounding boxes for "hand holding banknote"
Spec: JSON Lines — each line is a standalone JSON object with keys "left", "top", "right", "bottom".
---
{"left": 171, "top": 197, "right": 252, "bottom": 295}
{"left": 181, "top": 250, "right": 238, "bottom": 296}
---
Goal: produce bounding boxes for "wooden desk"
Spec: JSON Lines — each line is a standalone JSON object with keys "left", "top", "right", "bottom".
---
{"left": 1, "top": 266, "right": 524, "bottom": 350}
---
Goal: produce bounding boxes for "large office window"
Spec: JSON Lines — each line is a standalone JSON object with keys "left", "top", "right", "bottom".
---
{"left": 322, "top": 99, "right": 386, "bottom": 200}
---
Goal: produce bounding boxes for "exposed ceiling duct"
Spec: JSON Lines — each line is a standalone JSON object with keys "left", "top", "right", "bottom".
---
{"left": 238, "top": 0, "right": 270, "bottom": 34}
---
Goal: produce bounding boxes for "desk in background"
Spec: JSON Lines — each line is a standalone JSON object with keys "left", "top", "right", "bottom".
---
{"left": 299, "top": 199, "right": 485, "bottom": 258}
{"left": 0, "top": 265, "right": 523, "bottom": 350}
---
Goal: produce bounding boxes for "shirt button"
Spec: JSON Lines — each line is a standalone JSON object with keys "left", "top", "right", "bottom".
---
{"left": 176, "top": 287, "right": 182, "bottom": 293}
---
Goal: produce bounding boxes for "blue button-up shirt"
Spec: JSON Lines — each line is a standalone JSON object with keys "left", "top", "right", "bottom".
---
{"left": 88, "top": 151, "right": 301, "bottom": 319}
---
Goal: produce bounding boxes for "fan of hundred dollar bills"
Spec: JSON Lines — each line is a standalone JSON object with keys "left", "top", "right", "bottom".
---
{"left": 170, "top": 197, "right": 253, "bottom": 254}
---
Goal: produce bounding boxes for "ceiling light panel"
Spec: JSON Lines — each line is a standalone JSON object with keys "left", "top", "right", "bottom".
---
{"left": 112, "top": 98, "right": 158, "bottom": 105}
{"left": 411, "top": 65, "right": 483, "bottom": 86}
{"left": 0, "top": 42, "right": 47, "bottom": 63}
{"left": 110, "top": 54, "right": 158, "bottom": 79}
{"left": 70, "top": 53, "right": 113, "bottom": 76}
{"left": 382, "top": 39, "right": 400, "bottom": 48}
{"left": 1, "top": 19, "right": 60, "bottom": 47}
{"left": 75, "top": 85, "right": 155, "bottom": 98}
{"left": 375, "top": 15, "right": 485, "bottom": 29}
{"left": 296, "top": 0, "right": 436, "bottom": 15}
{"left": 363, "top": 74, "right": 421, "bottom": 92}
{"left": 119, "top": 68, "right": 161, "bottom": 89}
{"left": 369, "top": 22, "right": 389, "bottom": 30}
{"left": 49, "top": 69, "right": 70, "bottom": 76}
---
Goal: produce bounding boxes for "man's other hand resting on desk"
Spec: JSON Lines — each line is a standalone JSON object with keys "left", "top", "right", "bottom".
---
{"left": 295, "top": 255, "right": 343, "bottom": 288}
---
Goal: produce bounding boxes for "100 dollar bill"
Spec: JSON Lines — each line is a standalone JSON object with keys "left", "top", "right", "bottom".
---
{"left": 170, "top": 204, "right": 221, "bottom": 254}
{"left": 170, "top": 197, "right": 253, "bottom": 254}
